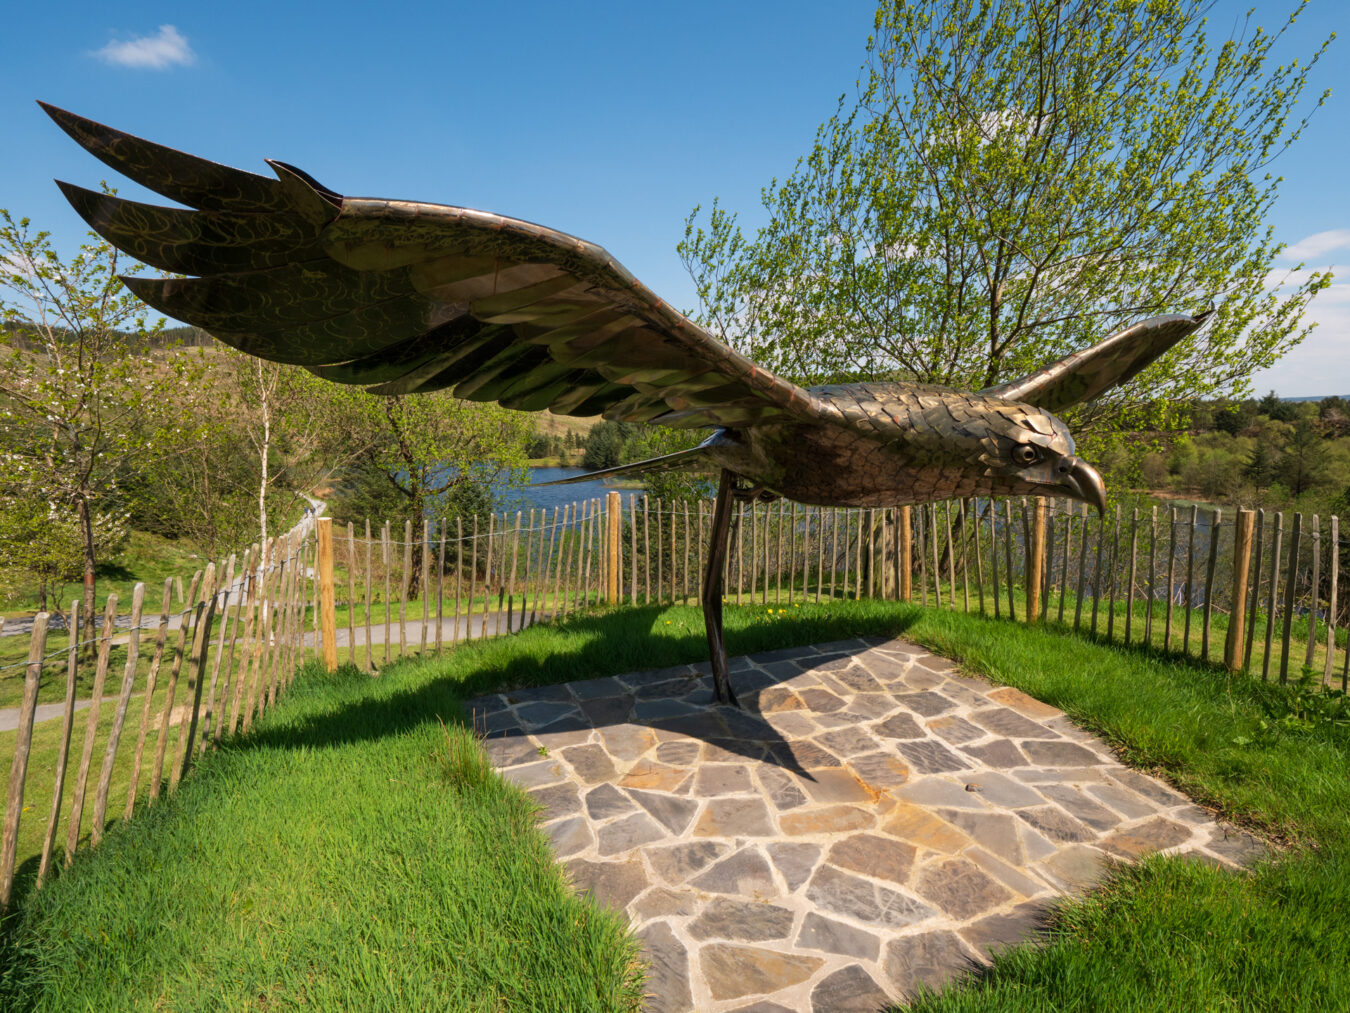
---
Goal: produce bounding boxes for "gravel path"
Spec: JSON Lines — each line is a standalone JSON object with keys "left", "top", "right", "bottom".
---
{"left": 467, "top": 636, "right": 1265, "bottom": 1012}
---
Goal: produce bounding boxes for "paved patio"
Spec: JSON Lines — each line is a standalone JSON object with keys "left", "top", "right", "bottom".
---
{"left": 466, "top": 637, "right": 1265, "bottom": 1012}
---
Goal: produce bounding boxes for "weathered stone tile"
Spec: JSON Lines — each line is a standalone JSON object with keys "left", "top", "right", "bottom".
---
{"left": 622, "top": 664, "right": 697, "bottom": 688}
{"left": 779, "top": 804, "right": 875, "bottom": 836}
{"left": 694, "top": 797, "right": 776, "bottom": 837}
{"left": 585, "top": 783, "right": 637, "bottom": 821}
{"left": 827, "top": 832, "right": 917, "bottom": 886}
{"left": 507, "top": 684, "right": 575, "bottom": 705}
{"left": 884, "top": 930, "right": 979, "bottom": 1000}
{"left": 730, "top": 667, "right": 778, "bottom": 693}
{"left": 702, "top": 738, "right": 768, "bottom": 764}
{"left": 814, "top": 726, "right": 882, "bottom": 757}
{"left": 894, "top": 777, "right": 987, "bottom": 810}
{"left": 960, "top": 901, "right": 1052, "bottom": 959}
{"left": 527, "top": 781, "right": 581, "bottom": 820}
{"left": 515, "top": 701, "right": 579, "bottom": 727}
{"left": 756, "top": 686, "right": 806, "bottom": 713}
{"left": 637, "top": 921, "right": 693, "bottom": 1013}
{"left": 1203, "top": 826, "right": 1268, "bottom": 867}
{"left": 1172, "top": 803, "right": 1213, "bottom": 825}
{"left": 531, "top": 720, "right": 594, "bottom": 750}
{"left": 841, "top": 694, "right": 899, "bottom": 720}
{"left": 749, "top": 644, "right": 820, "bottom": 664}
{"left": 915, "top": 857, "right": 1014, "bottom": 920}
{"left": 631, "top": 885, "right": 698, "bottom": 920}
{"left": 795, "top": 912, "right": 881, "bottom": 960}
{"left": 927, "top": 715, "right": 984, "bottom": 744}
{"left": 472, "top": 709, "right": 518, "bottom": 734}
{"left": 566, "top": 857, "right": 648, "bottom": 911}
{"left": 1039, "top": 784, "right": 1121, "bottom": 832}
{"left": 632, "top": 697, "right": 701, "bottom": 722}
{"left": 1100, "top": 817, "right": 1192, "bottom": 859}
{"left": 913, "top": 653, "right": 958, "bottom": 674}
{"left": 483, "top": 731, "right": 542, "bottom": 768}
{"left": 1017, "top": 821, "right": 1059, "bottom": 862}
{"left": 774, "top": 739, "right": 842, "bottom": 770}
{"left": 964, "top": 846, "right": 1046, "bottom": 898}
{"left": 960, "top": 740, "right": 1027, "bottom": 769}
{"left": 896, "top": 691, "right": 958, "bottom": 716}
{"left": 648, "top": 840, "right": 729, "bottom": 885}
{"left": 653, "top": 739, "right": 700, "bottom": 765}
{"left": 1015, "top": 806, "right": 1097, "bottom": 843}
{"left": 895, "top": 739, "right": 971, "bottom": 775}
{"left": 688, "top": 897, "right": 796, "bottom": 942}
{"left": 627, "top": 788, "right": 700, "bottom": 835}
{"left": 809, "top": 965, "right": 892, "bottom": 1012}
{"left": 639, "top": 678, "right": 702, "bottom": 700}
{"left": 872, "top": 713, "right": 927, "bottom": 740}
{"left": 847, "top": 752, "right": 911, "bottom": 790}
{"left": 938, "top": 809, "right": 1023, "bottom": 866}
{"left": 757, "top": 766, "right": 809, "bottom": 811}
{"left": 760, "top": 659, "right": 806, "bottom": 681}
{"left": 694, "top": 764, "right": 754, "bottom": 796}
{"left": 881, "top": 803, "right": 974, "bottom": 854}
{"left": 798, "top": 688, "right": 847, "bottom": 713}
{"left": 1106, "top": 768, "right": 1190, "bottom": 807}
{"left": 808, "top": 711, "right": 856, "bottom": 730}
{"left": 901, "top": 668, "right": 947, "bottom": 691}
{"left": 595, "top": 723, "right": 656, "bottom": 762}
{"left": 577, "top": 694, "right": 635, "bottom": 726}
{"left": 932, "top": 679, "right": 991, "bottom": 708}
{"left": 764, "top": 711, "right": 820, "bottom": 737}
{"left": 987, "top": 686, "right": 1063, "bottom": 720}
{"left": 597, "top": 812, "right": 666, "bottom": 856}
{"left": 963, "top": 771, "right": 1045, "bottom": 809}
{"left": 720, "top": 707, "right": 779, "bottom": 739}
{"left": 1035, "top": 844, "right": 1108, "bottom": 895}
{"left": 767, "top": 842, "right": 822, "bottom": 892}
{"left": 859, "top": 655, "right": 911, "bottom": 684}
{"left": 500, "top": 759, "right": 566, "bottom": 789}
{"left": 806, "top": 866, "right": 934, "bottom": 928}
{"left": 690, "top": 848, "right": 780, "bottom": 898}
{"left": 828, "top": 665, "right": 886, "bottom": 693}
{"left": 568, "top": 676, "right": 626, "bottom": 700}
{"left": 559, "top": 743, "right": 617, "bottom": 785}
{"left": 542, "top": 815, "right": 593, "bottom": 858}
{"left": 650, "top": 710, "right": 733, "bottom": 741}
{"left": 1020, "top": 740, "right": 1103, "bottom": 767}
{"left": 700, "top": 943, "right": 824, "bottom": 1002}
{"left": 463, "top": 692, "right": 509, "bottom": 716}
{"left": 798, "top": 767, "right": 875, "bottom": 805}
{"left": 1014, "top": 766, "right": 1108, "bottom": 785}
{"left": 969, "top": 707, "right": 1059, "bottom": 740}
{"left": 1086, "top": 781, "right": 1159, "bottom": 820}
{"left": 619, "top": 761, "right": 691, "bottom": 793}
{"left": 723, "top": 1003, "right": 794, "bottom": 1013}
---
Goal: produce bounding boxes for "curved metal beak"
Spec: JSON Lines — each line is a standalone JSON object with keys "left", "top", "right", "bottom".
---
{"left": 1059, "top": 456, "right": 1107, "bottom": 516}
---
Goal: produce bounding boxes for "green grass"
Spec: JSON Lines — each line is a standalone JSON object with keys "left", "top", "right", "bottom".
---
{"left": 2, "top": 598, "right": 1349, "bottom": 1010}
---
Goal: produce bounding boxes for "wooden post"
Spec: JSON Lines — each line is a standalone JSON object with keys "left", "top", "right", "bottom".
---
{"left": 454, "top": 516, "right": 465, "bottom": 643}
{"left": 421, "top": 518, "right": 432, "bottom": 653}
{"left": 1306, "top": 515, "right": 1321, "bottom": 669}
{"left": 973, "top": 501, "right": 986, "bottom": 615}
{"left": 126, "top": 581, "right": 174, "bottom": 817}
{"left": 223, "top": 549, "right": 257, "bottom": 739}
{"left": 685, "top": 501, "right": 693, "bottom": 605}
{"left": 630, "top": 498, "right": 639, "bottom": 605}
{"left": 1163, "top": 508, "right": 1177, "bottom": 650}
{"left": 989, "top": 502, "right": 1000, "bottom": 618}
{"left": 172, "top": 566, "right": 219, "bottom": 790}
{"left": 1073, "top": 503, "right": 1089, "bottom": 631}
{"left": 1105, "top": 505, "right": 1121, "bottom": 641}
{"left": 1057, "top": 504, "right": 1072, "bottom": 624}
{"left": 606, "top": 491, "right": 621, "bottom": 603}
{"left": 39, "top": 600, "right": 81, "bottom": 885}
{"left": 943, "top": 502, "right": 957, "bottom": 609}
{"left": 317, "top": 518, "right": 338, "bottom": 671}
{"left": 1280, "top": 511, "right": 1302, "bottom": 683}
{"left": 90, "top": 583, "right": 146, "bottom": 844}
{"left": 400, "top": 519, "right": 413, "bottom": 655}
{"left": 898, "top": 505, "right": 913, "bottom": 602}
{"left": 1003, "top": 501, "right": 1016, "bottom": 620}
{"left": 481, "top": 513, "right": 496, "bottom": 637}
{"left": 508, "top": 511, "right": 522, "bottom": 632}
{"left": 435, "top": 517, "right": 446, "bottom": 649}
{"left": 1183, "top": 504, "right": 1199, "bottom": 656}
{"left": 345, "top": 523, "right": 359, "bottom": 664}
{"left": 1262, "top": 513, "right": 1283, "bottom": 680}
{"left": 550, "top": 505, "right": 566, "bottom": 621}
{"left": 1226, "top": 510, "right": 1256, "bottom": 672}
{"left": 381, "top": 522, "right": 392, "bottom": 664}
{"left": 643, "top": 496, "right": 653, "bottom": 604}
{"left": 1145, "top": 506, "right": 1157, "bottom": 644}
{"left": 1202, "top": 509, "right": 1222, "bottom": 662}
{"left": 1, "top": 613, "right": 48, "bottom": 908}
{"left": 1027, "top": 498, "right": 1046, "bottom": 622}
{"left": 1125, "top": 510, "right": 1139, "bottom": 643}
{"left": 789, "top": 502, "right": 799, "bottom": 603}
{"left": 673, "top": 500, "right": 681, "bottom": 603}
{"left": 1245, "top": 510, "right": 1265, "bottom": 672}
{"left": 64, "top": 593, "right": 120, "bottom": 858}
{"left": 1326, "top": 515, "right": 1340, "bottom": 684}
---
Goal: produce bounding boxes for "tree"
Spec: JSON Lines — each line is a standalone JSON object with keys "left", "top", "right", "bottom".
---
{"left": 327, "top": 391, "right": 533, "bottom": 596}
{"left": 680, "top": 0, "right": 1332, "bottom": 432}
{"left": 0, "top": 208, "right": 202, "bottom": 643}
{"left": 1277, "top": 418, "right": 1327, "bottom": 495}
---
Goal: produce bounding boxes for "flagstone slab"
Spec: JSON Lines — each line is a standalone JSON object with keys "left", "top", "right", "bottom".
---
{"left": 467, "top": 636, "right": 1269, "bottom": 1012}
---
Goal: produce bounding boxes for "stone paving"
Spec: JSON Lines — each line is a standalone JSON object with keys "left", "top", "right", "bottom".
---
{"left": 466, "top": 637, "right": 1266, "bottom": 1012}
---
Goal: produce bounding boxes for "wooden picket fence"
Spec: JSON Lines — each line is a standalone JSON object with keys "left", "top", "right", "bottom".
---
{"left": 3, "top": 492, "right": 1347, "bottom": 908}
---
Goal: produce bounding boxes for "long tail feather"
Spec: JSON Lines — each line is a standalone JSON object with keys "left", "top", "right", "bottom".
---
{"left": 533, "top": 444, "right": 713, "bottom": 486}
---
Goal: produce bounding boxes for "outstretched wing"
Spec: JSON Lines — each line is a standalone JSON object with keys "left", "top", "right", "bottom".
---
{"left": 43, "top": 103, "right": 821, "bottom": 429}
{"left": 980, "top": 312, "right": 1210, "bottom": 413}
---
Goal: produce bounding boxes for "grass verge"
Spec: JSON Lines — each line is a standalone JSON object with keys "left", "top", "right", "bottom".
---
{"left": 0, "top": 600, "right": 1346, "bottom": 1010}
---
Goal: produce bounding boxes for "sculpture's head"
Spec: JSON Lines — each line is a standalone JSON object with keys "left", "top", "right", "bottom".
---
{"left": 965, "top": 398, "right": 1107, "bottom": 514}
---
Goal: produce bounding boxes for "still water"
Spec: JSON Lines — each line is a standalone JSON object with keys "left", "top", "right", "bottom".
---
{"left": 505, "top": 467, "right": 647, "bottom": 513}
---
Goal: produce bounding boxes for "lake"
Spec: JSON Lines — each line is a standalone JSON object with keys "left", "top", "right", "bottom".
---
{"left": 506, "top": 467, "right": 647, "bottom": 513}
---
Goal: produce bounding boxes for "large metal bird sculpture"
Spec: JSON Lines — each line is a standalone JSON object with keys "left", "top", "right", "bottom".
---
{"left": 43, "top": 103, "right": 1207, "bottom": 707}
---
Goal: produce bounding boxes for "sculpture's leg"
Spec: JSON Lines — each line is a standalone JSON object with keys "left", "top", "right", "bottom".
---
{"left": 702, "top": 469, "right": 739, "bottom": 708}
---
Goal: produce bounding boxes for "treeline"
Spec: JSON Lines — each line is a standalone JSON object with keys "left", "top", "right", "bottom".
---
{"left": 1099, "top": 392, "right": 1350, "bottom": 517}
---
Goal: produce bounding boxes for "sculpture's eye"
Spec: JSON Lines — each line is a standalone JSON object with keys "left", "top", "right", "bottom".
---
{"left": 1012, "top": 444, "right": 1039, "bottom": 466}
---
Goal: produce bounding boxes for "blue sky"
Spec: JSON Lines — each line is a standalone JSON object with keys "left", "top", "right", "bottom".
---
{"left": 2, "top": 1, "right": 1344, "bottom": 395}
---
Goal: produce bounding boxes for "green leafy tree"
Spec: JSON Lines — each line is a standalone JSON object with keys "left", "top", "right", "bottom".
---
{"left": 327, "top": 391, "right": 532, "bottom": 596}
{"left": 680, "top": 0, "right": 1332, "bottom": 431}
{"left": 0, "top": 208, "right": 202, "bottom": 641}
{"left": 1278, "top": 418, "right": 1327, "bottom": 495}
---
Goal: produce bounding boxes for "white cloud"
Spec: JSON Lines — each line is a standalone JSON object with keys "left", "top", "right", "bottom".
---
{"left": 95, "top": 25, "right": 195, "bottom": 70}
{"left": 1248, "top": 277, "right": 1350, "bottom": 397}
{"left": 1280, "top": 229, "right": 1350, "bottom": 263}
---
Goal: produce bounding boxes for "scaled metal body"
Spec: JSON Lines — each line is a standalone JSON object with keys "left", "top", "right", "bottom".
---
{"left": 44, "top": 104, "right": 1207, "bottom": 705}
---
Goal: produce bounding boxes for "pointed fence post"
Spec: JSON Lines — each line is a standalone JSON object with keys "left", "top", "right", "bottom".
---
{"left": 1226, "top": 509, "right": 1256, "bottom": 673}
{"left": 317, "top": 517, "right": 337, "bottom": 671}
{"left": 2, "top": 614, "right": 48, "bottom": 908}
{"left": 607, "top": 491, "right": 621, "bottom": 603}
{"left": 1027, "top": 498, "right": 1046, "bottom": 621}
